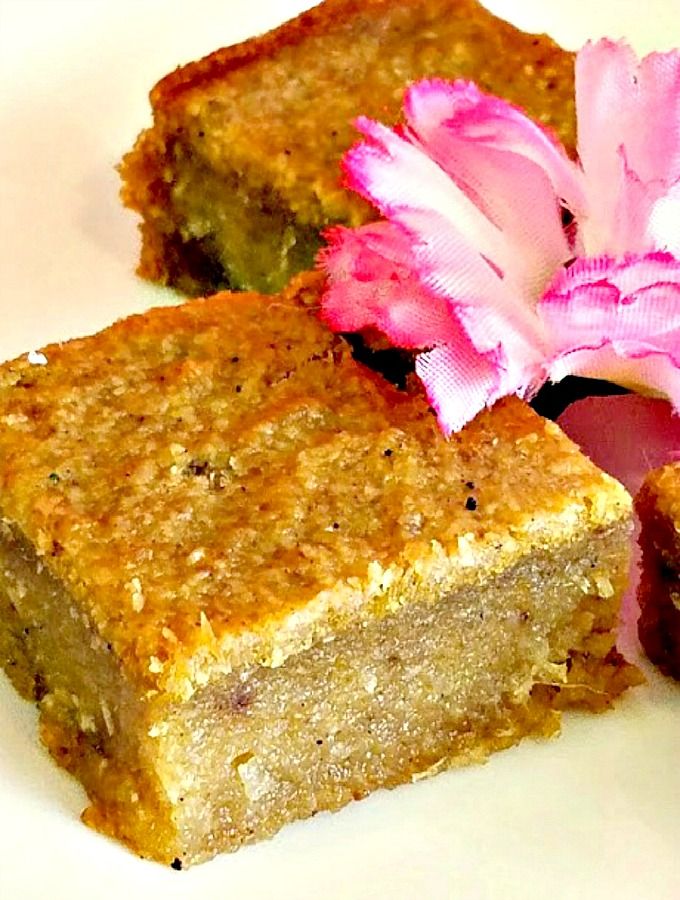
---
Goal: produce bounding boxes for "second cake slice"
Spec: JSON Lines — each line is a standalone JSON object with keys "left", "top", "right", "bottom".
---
{"left": 120, "top": 0, "right": 576, "bottom": 295}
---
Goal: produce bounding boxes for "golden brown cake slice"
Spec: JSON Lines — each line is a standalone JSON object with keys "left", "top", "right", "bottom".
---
{"left": 0, "top": 272, "right": 636, "bottom": 867}
{"left": 636, "top": 462, "right": 680, "bottom": 679}
{"left": 120, "top": 0, "right": 575, "bottom": 296}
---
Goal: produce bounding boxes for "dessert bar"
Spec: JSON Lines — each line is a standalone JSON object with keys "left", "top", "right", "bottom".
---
{"left": 120, "top": 0, "right": 575, "bottom": 295}
{"left": 0, "top": 273, "right": 635, "bottom": 866}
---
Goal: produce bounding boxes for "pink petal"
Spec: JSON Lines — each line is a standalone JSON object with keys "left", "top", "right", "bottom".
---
{"left": 557, "top": 393, "right": 680, "bottom": 662}
{"left": 319, "top": 222, "right": 459, "bottom": 347}
{"left": 583, "top": 151, "right": 679, "bottom": 258}
{"left": 415, "top": 339, "right": 545, "bottom": 436}
{"left": 344, "top": 113, "right": 554, "bottom": 351}
{"left": 386, "top": 204, "right": 550, "bottom": 365}
{"left": 649, "top": 178, "right": 680, "bottom": 256}
{"left": 355, "top": 83, "right": 573, "bottom": 301}
{"left": 421, "top": 146, "right": 569, "bottom": 301}
{"left": 576, "top": 41, "right": 680, "bottom": 254}
{"left": 548, "top": 345, "right": 680, "bottom": 409}
{"left": 319, "top": 218, "right": 546, "bottom": 436}
{"left": 576, "top": 41, "right": 638, "bottom": 200}
{"left": 345, "top": 117, "right": 506, "bottom": 267}
{"left": 576, "top": 41, "right": 680, "bottom": 191}
{"left": 540, "top": 253, "right": 680, "bottom": 407}
{"left": 416, "top": 344, "right": 496, "bottom": 435}
{"left": 542, "top": 253, "right": 680, "bottom": 344}
{"left": 414, "top": 344, "right": 499, "bottom": 435}
{"left": 557, "top": 395, "right": 680, "bottom": 496}
{"left": 319, "top": 220, "right": 547, "bottom": 422}
{"left": 606, "top": 149, "right": 663, "bottom": 256}
{"left": 452, "top": 302, "right": 545, "bottom": 383}
{"left": 404, "top": 79, "right": 586, "bottom": 218}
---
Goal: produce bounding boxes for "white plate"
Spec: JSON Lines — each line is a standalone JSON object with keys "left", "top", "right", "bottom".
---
{"left": 1, "top": 2, "right": 678, "bottom": 898}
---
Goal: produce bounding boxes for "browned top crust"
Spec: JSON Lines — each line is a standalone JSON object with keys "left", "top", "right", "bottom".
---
{"left": 0, "top": 273, "right": 629, "bottom": 698}
{"left": 154, "top": 0, "right": 573, "bottom": 110}
{"left": 131, "top": 0, "right": 575, "bottom": 228}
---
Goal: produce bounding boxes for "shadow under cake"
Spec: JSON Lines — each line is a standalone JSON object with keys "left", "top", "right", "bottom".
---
{"left": 636, "top": 463, "right": 680, "bottom": 679}
{"left": 0, "top": 272, "right": 637, "bottom": 867}
{"left": 120, "top": 0, "right": 576, "bottom": 296}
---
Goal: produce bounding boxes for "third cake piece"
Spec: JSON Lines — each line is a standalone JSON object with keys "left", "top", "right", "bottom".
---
{"left": 637, "top": 463, "right": 680, "bottom": 679}
{"left": 0, "top": 272, "right": 637, "bottom": 866}
{"left": 120, "top": 0, "right": 576, "bottom": 296}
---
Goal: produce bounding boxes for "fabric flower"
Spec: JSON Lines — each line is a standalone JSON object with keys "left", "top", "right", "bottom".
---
{"left": 319, "top": 40, "right": 680, "bottom": 434}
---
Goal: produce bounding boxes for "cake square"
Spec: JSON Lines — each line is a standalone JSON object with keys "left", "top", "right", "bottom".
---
{"left": 120, "top": 0, "right": 575, "bottom": 296}
{"left": 0, "top": 272, "right": 635, "bottom": 866}
{"left": 636, "top": 462, "right": 680, "bottom": 679}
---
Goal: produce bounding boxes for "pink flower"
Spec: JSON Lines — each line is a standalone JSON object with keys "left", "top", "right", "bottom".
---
{"left": 319, "top": 41, "right": 680, "bottom": 434}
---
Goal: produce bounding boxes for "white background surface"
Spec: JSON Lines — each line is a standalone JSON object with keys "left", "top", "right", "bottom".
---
{"left": 1, "top": 2, "right": 679, "bottom": 898}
